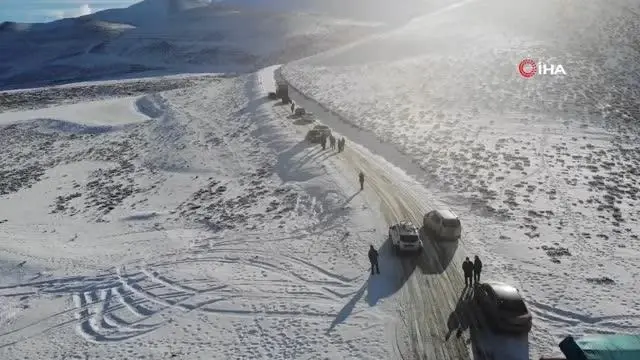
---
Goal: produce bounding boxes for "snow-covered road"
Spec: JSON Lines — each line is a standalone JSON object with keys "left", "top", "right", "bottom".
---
{"left": 277, "top": 68, "right": 532, "bottom": 359}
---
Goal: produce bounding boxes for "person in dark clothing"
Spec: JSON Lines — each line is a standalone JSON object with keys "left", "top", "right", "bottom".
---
{"left": 368, "top": 245, "right": 380, "bottom": 275}
{"left": 321, "top": 134, "right": 327, "bottom": 150}
{"left": 340, "top": 137, "right": 346, "bottom": 152}
{"left": 473, "top": 255, "right": 482, "bottom": 285}
{"left": 462, "top": 257, "right": 474, "bottom": 287}
{"left": 291, "top": 102, "right": 295, "bottom": 114}
{"left": 329, "top": 135, "right": 336, "bottom": 150}
{"left": 358, "top": 171, "right": 365, "bottom": 190}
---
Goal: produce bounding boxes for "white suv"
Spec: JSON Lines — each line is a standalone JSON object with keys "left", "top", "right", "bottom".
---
{"left": 423, "top": 209, "right": 462, "bottom": 240}
{"left": 389, "top": 221, "right": 423, "bottom": 254}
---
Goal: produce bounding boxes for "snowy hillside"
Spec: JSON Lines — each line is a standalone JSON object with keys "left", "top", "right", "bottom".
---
{"left": 0, "top": 0, "right": 384, "bottom": 90}
{"left": 0, "top": 67, "right": 410, "bottom": 359}
{"left": 282, "top": 0, "right": 640, "bottom": 357}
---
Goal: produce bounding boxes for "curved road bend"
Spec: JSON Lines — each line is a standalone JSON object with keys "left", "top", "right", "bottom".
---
{"left": 275, "top": 69, "right": 471, "bottom": 360}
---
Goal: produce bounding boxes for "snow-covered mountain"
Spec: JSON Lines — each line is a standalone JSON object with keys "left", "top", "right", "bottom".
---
{"left": 0, "top": 0, "right": 387, "bottom": 90}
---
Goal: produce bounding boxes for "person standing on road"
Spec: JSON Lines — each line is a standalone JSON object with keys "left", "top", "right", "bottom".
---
{"left": 358, "top": 171, "right": 365, "bottom": 190}
{"left": 291, "top": 102, "right": 295, "bottom": 114}
{"left": 341, "top": 137, "right": 346, "bottom": 152}
{"left": 368, "top": 245, "right": 380, "bottom": 275}
{"left": 462, "top": 257, "right": 474, "bottom": 287}
{"left": 329, "top": 135, "right": 336, "bottom": 150}
{"left": 473, "top": 255, "right": 482, "bottom": 285}
{"left": 321, "top": 134, "right": 327, "bottom": 150}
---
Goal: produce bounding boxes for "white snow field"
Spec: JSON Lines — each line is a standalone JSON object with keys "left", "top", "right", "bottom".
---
{"left": 282, "top": 0, "right": 640, "bottom": 357}
{"left": 0, "top": 97, "right": 151, "bottom": 127}
{"left": 0, "top": 68, "right": 412, "bottom": 359}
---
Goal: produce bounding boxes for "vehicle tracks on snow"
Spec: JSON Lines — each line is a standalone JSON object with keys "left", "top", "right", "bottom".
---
{"left": 1, "top": 241, "right": 365, "bottom": 347}
{"left": 342, "top": 143, "right": 469, "bottom": 360}
{"left": 274, "top": 69, "right": 470, "bottom": 359}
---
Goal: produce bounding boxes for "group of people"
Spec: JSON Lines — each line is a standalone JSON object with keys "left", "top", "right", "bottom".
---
{"left": 462, "top": 255, "right": 482, "bottom": 286}
{"left": 320, "top": 133, "right": 346, "bottom": 152}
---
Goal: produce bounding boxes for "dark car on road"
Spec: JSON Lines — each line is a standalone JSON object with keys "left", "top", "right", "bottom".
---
{"left": 474, "top": 281, "right": 533, "bottom": 334}
{"left": 305, "top": 124, "right": 331, "bottom": 143}
{"left": 423, "top": 209, "right": 462, "bottom": 240}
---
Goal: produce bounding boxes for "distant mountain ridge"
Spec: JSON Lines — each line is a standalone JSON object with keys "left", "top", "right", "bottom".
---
{"left": 0, "top": 0, "right": 398, "bottom": 90}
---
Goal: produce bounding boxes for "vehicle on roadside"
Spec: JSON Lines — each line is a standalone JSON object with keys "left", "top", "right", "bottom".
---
{"left": 389, "top": 221, "right": 423, "bottom": 254}
{"left": 294, "top": 107, "right": 306, "bottom": 116}
{"left": 276, "top": 81, "right": 289, "bottom": 103}
{"left": 305, "top": 124, "right": 331, "bottom": 143}
{"left": 422, "top": 209, "right": 461, "bottom": 240}
{"left": 297, "top": 112, "right": 314, "bottom": 123}
{"left": 267, "top": 92, "right": 278, "bottom": 100}
{"left": 474, "top": 281, "right": 533, "bottom": 334}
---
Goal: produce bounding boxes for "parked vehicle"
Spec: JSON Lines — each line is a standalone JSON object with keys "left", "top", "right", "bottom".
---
{"left": 297, "top": 112, "right": 314, "bottom": 123}
{"left": 474, "top": 281, "right": 533, "bottom": 334}
{"left": 423, "top": 209, "right": 461, "bottom": 240}
{"left": 389, "top": 221, "right": 423, "bottom": 254}
{"left": 294, "top": 107, "right": 306, "bottom": 116}
{"left": 267, "top": 92, "right": 278, "bottom": 100}
{"left": 276, "top": 82, "right": 289, "bottom": 103}
{"left": 305, "top": 124, "right": 331, "bottom": 143}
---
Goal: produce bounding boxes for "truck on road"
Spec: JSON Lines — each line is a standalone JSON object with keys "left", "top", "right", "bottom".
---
{"left": 275, "top": 81, "right": 290, "bottom": 103}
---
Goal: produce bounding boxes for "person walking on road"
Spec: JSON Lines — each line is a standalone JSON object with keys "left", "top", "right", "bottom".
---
{"left": 321, "top": 134, "right": 327, "bottom": 150}
{"left": 329, "top": 135, "right": 336, "bottom": 150}
{"left": 473, "top": 255, "right": 482, "bottom": 285}
{"left": 358, "top": 171, "right": 365, "bottom": 191}
{"left": 291, "top": 102, "right": 295, "bottom": 114}
{"left": 341, "top": 137, "right": 346, "bottom": 152}
{"left": 462, "top": 257, "right": 474, "bottom": 287}
{"left": 368, "top": 245, "right": 380, "bottom": 275}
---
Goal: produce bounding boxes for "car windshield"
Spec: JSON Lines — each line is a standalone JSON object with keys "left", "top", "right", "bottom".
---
{"left": 400, "top": 235, "right": 419, "bottom": 242}
{"left": 443, "top": 218, "right": 460, "bottom": 228}
{"left": 498, "top": 299, "right": 527, "bottom": 315}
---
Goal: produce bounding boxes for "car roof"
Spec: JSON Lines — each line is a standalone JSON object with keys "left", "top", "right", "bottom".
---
{"left": 395, "top": 221, "right": 419, "bottom": 234}
{"left": 434, "top": 209, "right": 458, "bottom": 220}
{"left": 484, "top": 281, "right": 522, "bottom": 301}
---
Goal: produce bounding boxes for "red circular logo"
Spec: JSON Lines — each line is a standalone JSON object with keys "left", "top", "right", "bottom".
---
{"left": 518, "top": 59, "right": 537, "bottom": 78}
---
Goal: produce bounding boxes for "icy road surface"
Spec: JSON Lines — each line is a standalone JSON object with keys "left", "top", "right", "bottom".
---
{"left": 276, "top": 68, "right": 530, "bottom": 360}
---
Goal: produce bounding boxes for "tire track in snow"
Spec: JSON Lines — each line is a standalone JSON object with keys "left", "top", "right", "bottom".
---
{"left": 116, "top": 267, "right": 191, "bottom": 311}
{"left": 275, "top": 69, "right": 471, "bottom": 359}
{"left": 342, "top": 147, "right": 469, "bottom": 359}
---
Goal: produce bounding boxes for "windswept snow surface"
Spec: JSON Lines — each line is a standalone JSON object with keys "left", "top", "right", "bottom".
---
{"left": 282, "top": 0, "right": 640, "bottom": 357}
{"left": 0, "top": 68, "right": 403, "bottom": 359}
{"left": 0, "top": 96, "right": 152, "bottom": 127}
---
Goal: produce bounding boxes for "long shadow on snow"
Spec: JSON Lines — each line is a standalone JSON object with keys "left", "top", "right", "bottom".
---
{"left": 328, "top": 233, "right": 412, "bottom": 332}
{"left": 234, "top": 96, "right": 271, "bottom": 118}
{"left": 410, "top": 227, "right": 459, "bottom": 275}
{"left": 445, "top": 286, "right": 530, "bottom": 360}
{"left": 276, "top": 140, "right": 325, "bottom": 183}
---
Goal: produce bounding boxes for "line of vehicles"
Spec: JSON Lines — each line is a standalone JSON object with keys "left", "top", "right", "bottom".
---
{"left": 388, "top": 209, "right": 462, "bottom": 254}
{"left": 269, "top": 82, "right": 533, "bottom": 336}
{"left": 388, "top": 209, "right": 532, "bottom": 335}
